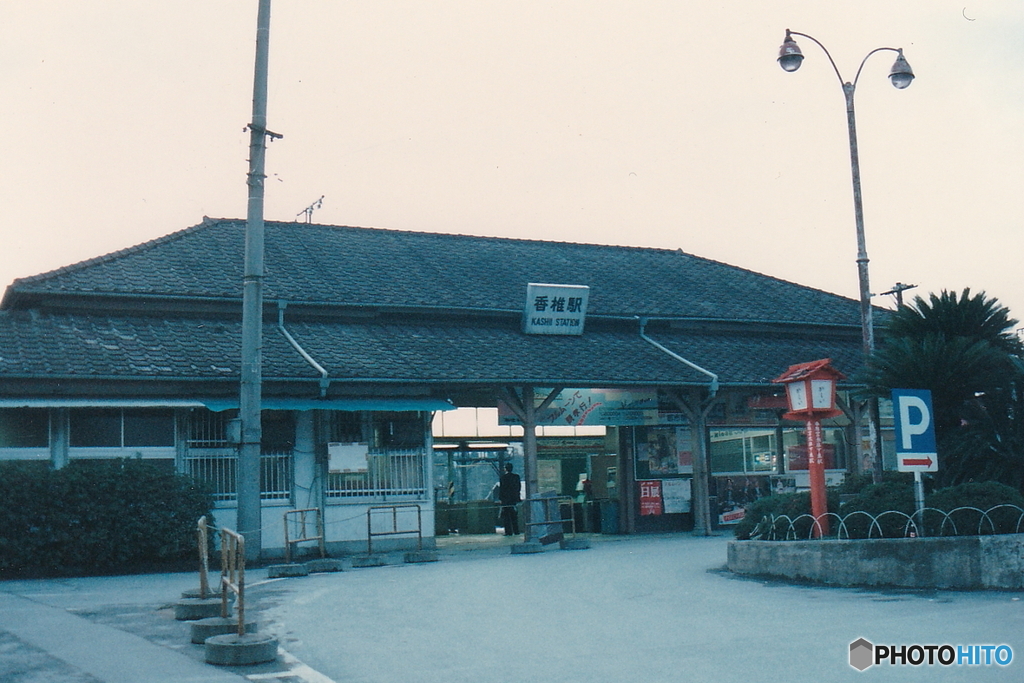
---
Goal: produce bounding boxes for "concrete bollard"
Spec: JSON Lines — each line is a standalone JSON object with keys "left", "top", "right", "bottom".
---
{"left": 191, "top": 618, "right": 258, "bottom": 644}
{"left": 174, "top": 597, "right": 224, "bottom": 621}
{"left": 350, "top": 555, "right": 389, "bottom": 568}
{"left": 305, "top": 558, "right": 345, "bottom": 573}
{"left": 404, "top": 550, "right": 439, "bottom": 564}
{"left": 511, "top": 541, "right": 544, "bottom": 555}
{"left": 205, "top": 632, "right": 279, "bottom": 666}
{"left": 266, "top": 563, "right": 309, "bottom": 579}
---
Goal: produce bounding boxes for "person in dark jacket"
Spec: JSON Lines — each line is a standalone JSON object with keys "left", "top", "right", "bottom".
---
{"left": 497, "top": 463, "right": 522, "bottom": 536}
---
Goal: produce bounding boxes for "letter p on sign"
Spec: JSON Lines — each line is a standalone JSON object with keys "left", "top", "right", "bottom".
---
{"left": 892, "top": 389, "right": 938, "bottom": 472}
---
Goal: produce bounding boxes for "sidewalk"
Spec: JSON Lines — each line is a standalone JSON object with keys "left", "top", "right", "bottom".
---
{"left": 0, "top": 567, "right": 327, "bottom": 683}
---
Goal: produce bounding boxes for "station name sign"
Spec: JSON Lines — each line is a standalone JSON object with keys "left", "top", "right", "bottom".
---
{"left": 523, "top": 283, "right": 589, "bottom": 335}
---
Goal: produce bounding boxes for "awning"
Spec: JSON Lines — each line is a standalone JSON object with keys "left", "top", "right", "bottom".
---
{"left": 0, "top": 398, "right": 207, "bottom": 408}
{"left": 200, "top": 397, "right": 455, "bottom": 413}
{"left": 0, "top": 397, "right": 454, "bottom": 412}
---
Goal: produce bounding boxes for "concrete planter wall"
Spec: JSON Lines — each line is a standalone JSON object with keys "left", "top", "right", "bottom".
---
{"left": 728, "top": 534, "right": 1024, "bottom": 589}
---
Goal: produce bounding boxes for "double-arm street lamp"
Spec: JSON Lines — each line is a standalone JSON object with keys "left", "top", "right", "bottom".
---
{"left": 776, "top": 30, "right": 914, "bottom": 478}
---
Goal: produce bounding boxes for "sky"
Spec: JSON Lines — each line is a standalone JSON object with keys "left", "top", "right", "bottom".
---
{"left": 1, "top": 1, "right": 1022, "bottom": 325}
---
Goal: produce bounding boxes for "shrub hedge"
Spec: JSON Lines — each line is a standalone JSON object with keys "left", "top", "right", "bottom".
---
{"left": 0, "top": 459, "right": 213, "bottom": 578}
{"left": 733, "top": 477, "right": 1024, "bottom": 540}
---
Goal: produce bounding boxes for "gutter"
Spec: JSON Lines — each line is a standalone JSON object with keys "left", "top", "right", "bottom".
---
{"left": 278, "top": 301, "right": 330, "bottom": 397}
{"left": 637, "top": 317, "right": 719, "bottom": 397}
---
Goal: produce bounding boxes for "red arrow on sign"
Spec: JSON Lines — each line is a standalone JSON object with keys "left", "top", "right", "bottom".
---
{"left": 901, "top": 457, "right": 933, "bottom": 467}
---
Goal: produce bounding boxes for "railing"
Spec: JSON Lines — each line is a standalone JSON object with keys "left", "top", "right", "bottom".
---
{"left": 283, "top": 508, "right": 326, "bottom": 563}
{"left": 525, "top": 495, "right": 578, "bottom": 545}
{"left": 327, "top": 448, "right": 427, "bottom": 500}
{"left": 366, "top": 504, "right": 424, "bottom": 555}
{"left": 183, "top": 448, "right": 292, "bottom": 503}
{"left": 748, "top": 504, "right": 1024, "bottom": 541}
{"left": 219, "top": 527, "right": 247, "bottom": 637}
{"left": 196, "top": 516, "right": 212, "bottom": 598}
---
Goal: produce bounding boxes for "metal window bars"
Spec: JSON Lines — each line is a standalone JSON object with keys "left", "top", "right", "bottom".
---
{"left": 326, "top": 447, "right": 427, "bottom": 500}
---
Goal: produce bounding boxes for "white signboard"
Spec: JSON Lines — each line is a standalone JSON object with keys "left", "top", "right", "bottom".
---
{"left": 661, "top": 478, "right": 692, "bottom": 513}
{"left": 523, "top": 283, "right": 589, "bottom": 335}
{"left": 328, "top": 442, "right": 369, "bottom": 473}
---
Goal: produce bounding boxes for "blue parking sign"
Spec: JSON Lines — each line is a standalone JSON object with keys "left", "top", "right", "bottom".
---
{"left": 891, "top": 389, "right": 938, "bottom": 472}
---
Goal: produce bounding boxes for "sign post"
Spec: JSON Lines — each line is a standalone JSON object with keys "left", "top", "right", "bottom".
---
{"left": 892, "top": 389, "right": 938, "bottom": 533}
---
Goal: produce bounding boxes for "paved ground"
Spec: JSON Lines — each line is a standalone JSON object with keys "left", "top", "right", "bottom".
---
{"left": 1, "top": 533, "right": 1022, "bottom": 682}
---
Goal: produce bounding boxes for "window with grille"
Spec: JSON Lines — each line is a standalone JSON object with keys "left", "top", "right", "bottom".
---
{"left": 322, "top": 411, "right": 428, "bottom": 501}
{"left": 183, "top": 408, "right": 292, "bottom": 503}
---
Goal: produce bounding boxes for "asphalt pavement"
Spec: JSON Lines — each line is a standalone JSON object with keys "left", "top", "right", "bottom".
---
{"left": 1, "top": 532, "right": 1022, "bottom": 683}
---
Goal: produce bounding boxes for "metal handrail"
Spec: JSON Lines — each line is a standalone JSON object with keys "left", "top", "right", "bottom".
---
{"left": 197, "top": 516, "right": 212, "bottom": 598}
{"left": 524, "top": 495, "right": 578, "bottom": 544}
{"left": 219, "top": 527, "right": 247, "bottom": 636}
{"left": 283, "top": 508, "right": 326, "bottom": 563}
{"left": 366, "top": 504, "right": 423, "bottom": 555}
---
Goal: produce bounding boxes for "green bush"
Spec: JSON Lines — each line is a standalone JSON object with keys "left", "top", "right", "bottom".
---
{"left": 837, "top": 478, "right": 917, "bottom": 538}
{"left": 735, "top": 475, "right": 1024, "bottom": 540}
{"left": 0, "top": 459, "right": 213, "bottom": 578}
{"left": 924, "top": 481, "right": 1024, "bottom": 536}
{"left": 733, "top": 490, "right": 840, "bottom": 540}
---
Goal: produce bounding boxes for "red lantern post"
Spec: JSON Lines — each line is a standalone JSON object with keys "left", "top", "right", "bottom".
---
{"left": 772, "top": 359, "right": 846, "bottom": 538}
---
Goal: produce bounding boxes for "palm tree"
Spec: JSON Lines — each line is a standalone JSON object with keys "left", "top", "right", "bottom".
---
{"left": 859, "top": 289, "right": 1024, "bottom": 488}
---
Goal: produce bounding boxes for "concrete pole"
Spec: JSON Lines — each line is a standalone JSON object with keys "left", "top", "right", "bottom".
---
{"left": 237, "top": 0, "right": 273, "bottom": 561}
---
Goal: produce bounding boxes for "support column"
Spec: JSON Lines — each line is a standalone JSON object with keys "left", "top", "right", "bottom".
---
{"left": 49, "top": 408, "right": 69, "bottom": 470}
{"left": 500, "top": 386, "right": 561, "bottom": 542}
{"left": 669, "top": 389, "right": 717, "bottom": 536}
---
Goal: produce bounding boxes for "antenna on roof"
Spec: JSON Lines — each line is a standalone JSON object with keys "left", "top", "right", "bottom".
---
{"left": 297, "top": 196, "right": 324, "bottom": 223}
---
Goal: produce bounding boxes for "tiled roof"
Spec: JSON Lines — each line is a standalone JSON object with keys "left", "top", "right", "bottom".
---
{"left": 7, "top": 218, "right": 864, "bottom": 325}
{"left": 0, "top": 311, "right": 310, "bottom": 381}
{"left": 0, "top": 310, "right": 861, "bottom": 388}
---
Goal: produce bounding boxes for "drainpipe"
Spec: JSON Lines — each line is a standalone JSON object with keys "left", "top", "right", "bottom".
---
{"left": 278, "top": 301, "right": 330, "bottom": 397}
{"left": 638, "top": 317, "right": 719, "bottom": 397}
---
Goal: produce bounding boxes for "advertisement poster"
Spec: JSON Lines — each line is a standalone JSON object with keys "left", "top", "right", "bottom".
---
{"left": 537, "top": 459, "right": 562, "bottom": 495}
{"left": 638, "top": 479, "right": 662, "bottom": 516}
{"left": 635, "top": 426, "right": 693, "bottom": 476}
{"left": 661, "top": 478, "right": 692, "bottom": 513}
{"left": 713, "top": 476, "right": 770, "bottom": 525}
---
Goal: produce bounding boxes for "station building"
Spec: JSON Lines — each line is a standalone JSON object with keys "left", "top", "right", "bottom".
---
{"left": 0, "top": 217, "right": 877, "bottom": 555}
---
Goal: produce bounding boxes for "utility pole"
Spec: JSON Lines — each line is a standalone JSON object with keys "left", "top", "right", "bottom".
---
{"left": 881, "top": 282, "right": 917, "bottom": 307}
{"left": 238, "top": 0, "right": 279, "bottom": 562}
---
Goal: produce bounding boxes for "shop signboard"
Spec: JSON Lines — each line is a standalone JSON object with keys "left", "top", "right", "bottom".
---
{"left": 498, "top": 388, "right": 658, "bottom": 426}
{"left": 639, "top": 479, "right": 662, "bottom": 516}
{"left": 522, "top": 283, "right": 589, "bottom": 335}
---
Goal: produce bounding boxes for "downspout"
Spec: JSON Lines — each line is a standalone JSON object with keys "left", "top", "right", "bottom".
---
{"left": 278, "top": 301, "right": 330, "bottom": 397}
{"left": 638, "top": 317, "right": 719, "bottom": 397}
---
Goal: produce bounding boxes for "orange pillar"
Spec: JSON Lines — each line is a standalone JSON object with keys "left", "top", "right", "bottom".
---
{"left": 807, "top": 418, "right": 829, "bottom": 537}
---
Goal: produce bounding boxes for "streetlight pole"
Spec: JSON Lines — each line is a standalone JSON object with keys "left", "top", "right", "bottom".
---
{"left": 777, "top": 30, "right": 914, "bottom": 480}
